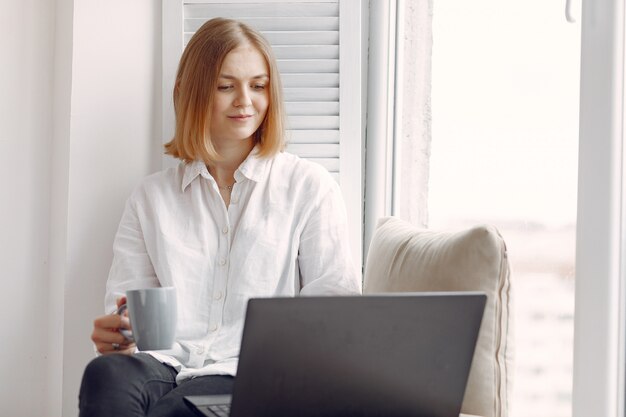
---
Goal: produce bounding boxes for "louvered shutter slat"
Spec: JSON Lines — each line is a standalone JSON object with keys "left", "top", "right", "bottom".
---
{"left": 287, "top": 130, "right": 339, "bottom": 144}
{"left": 288, "top": 116, "right": 339, "bottom": 130}
{"left": 185, "top": 17, "right": 339, "bottom": 32}
{"left": 282, "top": 73, "right": 339, "bottom": 88}
{"left": 286, "top": 143, "right": 339, "bottom": 158}
{"left": 282, "top": 72, "right": 339, "bottom": 88}
{"left": 261, "top": 31, "right": 339, "bottom": 45}
{"left": 184, "top": 3, "right": 339, "bottom": 18}
{"left": 286, "top": 102, "right": 339, "bottom": 116}
{"left": 283, "top": 88, "right": 338, "bottom": 102}
{"left": 273, "top": 45, "right": 339, "bottom": 60}
{"left": 277, "top": 60, "right": 339, "bottom": 73}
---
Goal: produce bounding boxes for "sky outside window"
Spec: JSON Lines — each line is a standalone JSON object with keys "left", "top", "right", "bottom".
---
{"left": 429, "top": 2, "right": 580, "bottom": 417}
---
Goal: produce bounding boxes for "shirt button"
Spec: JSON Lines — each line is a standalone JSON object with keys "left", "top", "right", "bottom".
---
{"left": 196, "top": 346, "right": 205, "bottom": 354}
{"left": 222, "top": 226, "right": 229, "bottom": 234}
{"left": 214, "top": 291, "right": 223, "bottom": 300}
{"left": 230, "top": 197, "right": 239, "bottom": 204}
{"left": 218, "top": 258, "right": 227, "bottom": 266}
{"left": 210, "top": 324, "right": 218, "bottom": 332}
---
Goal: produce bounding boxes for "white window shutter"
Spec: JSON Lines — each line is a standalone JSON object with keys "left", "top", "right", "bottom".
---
{"left": 163, "top": 0, "right": 364, "bottom": 270}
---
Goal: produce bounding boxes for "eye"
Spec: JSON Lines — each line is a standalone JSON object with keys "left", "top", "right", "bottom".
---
{"left": 217, "top": 85, "right": 233, "bottom": 91}
{"left": 252, "top": 83, "right": 266, "bottom": 91}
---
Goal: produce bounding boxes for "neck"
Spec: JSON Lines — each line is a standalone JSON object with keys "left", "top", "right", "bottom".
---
{"left": 207, "top": 138, "right": 255, "bottom": 186}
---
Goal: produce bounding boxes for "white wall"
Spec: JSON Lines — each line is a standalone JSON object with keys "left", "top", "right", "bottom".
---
{"left": 48, "top": 0, "right": 73, "bottom": 414}
{"left": 1, "top": 1, "right": 162, "bottom": 416}
{"left": 60, "top": 1, "right": 162, "bottom": 415}
{"left": 0, "top": 0, "right": 55, "bottom": 415}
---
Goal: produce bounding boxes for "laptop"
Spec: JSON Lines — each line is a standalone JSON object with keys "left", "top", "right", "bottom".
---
{"left": 185, "top": 292, "right": 486, "bottom": 417}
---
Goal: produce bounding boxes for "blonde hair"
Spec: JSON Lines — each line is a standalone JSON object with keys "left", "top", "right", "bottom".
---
{"left": 164, "top": 18, "right": 286, "bottom": 163}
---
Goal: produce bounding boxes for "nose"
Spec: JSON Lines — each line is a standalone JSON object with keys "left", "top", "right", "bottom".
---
{"left": 233, "top": 87, "right": 252, "bottom": 108}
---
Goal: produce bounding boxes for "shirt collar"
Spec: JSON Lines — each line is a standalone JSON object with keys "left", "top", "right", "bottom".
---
{"left": 180, "top": 145, "right": 272, "bottom": 192}
{"left": 181, "top": 160, "right": 209, "bottom": 192}
{"left": 236, "top": 145, "right": 271, "bottom": 183}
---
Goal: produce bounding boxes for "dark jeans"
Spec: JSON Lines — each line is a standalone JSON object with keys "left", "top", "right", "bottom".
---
{"left": 79, "top": 353, "right": 234, "bottom": 417}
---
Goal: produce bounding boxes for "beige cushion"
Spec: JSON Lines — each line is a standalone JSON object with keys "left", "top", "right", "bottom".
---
{"left": 363, "top": 217, "right": 514, "bottom": 417}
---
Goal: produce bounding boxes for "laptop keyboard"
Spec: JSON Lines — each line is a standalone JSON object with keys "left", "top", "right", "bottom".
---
{"left": 201, "top": 404, "right": 231, "bottom": 417}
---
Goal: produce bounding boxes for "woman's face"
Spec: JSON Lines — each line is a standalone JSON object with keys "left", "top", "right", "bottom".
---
{"left": 210, "top": 43, "right": 270, "bottom": 148}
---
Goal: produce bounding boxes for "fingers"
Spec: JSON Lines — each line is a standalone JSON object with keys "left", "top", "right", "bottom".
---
{"left": 93, "top": 313, "right": 123, "bottom": 330}
{"left": 91, "top": 297, "right": 134, "bottom": 355}
{"left": 91, "top": 313, "right": 134, "bottom": 355}
{"left": 92, "top": 324, "right": 136, "bottom": 355}
{"left": 113, "top": 345, "right": 136, "bottom": 355}
{"left": 91, "top": 324, "right": 127, "bottom": 345}
{"left": 94, "top": 313, "right": 132, "bottom": 330}
{"left": 116, "top": 296, "right": 127, "bottom": 310}
{"left": 95, "top": 340, "right": 136, "bottom": 355}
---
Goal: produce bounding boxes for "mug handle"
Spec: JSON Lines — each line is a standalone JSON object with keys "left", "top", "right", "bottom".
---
{"left": 115, "top": 303, "right": 134, "bottom": 342}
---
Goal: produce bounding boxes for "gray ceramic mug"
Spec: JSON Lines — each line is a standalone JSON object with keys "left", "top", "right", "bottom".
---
{"left": 117, "top": 287, "right": 177, "bottom": 351}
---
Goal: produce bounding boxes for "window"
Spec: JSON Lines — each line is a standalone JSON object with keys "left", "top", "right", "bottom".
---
{"left": 427, "top": 2, "right": 580, "bottom": 417}
{"left": 161, "top": 2, "right": 626, "bottom": 415}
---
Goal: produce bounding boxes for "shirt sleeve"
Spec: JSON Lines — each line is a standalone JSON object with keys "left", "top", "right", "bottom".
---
{"left": 105, "top": 192, "right": 160, "bottom": 312}
{"left": 297, "top": 179, "right": 362, "bottom": 296}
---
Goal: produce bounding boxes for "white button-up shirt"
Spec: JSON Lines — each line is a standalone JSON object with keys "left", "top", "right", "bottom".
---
{"left": 105, "top": 149, "right": 361, "bottom": 382}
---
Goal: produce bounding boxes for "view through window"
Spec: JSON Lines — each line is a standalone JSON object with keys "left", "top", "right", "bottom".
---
{"left": 429, "top": 2, "right": 580, "bottom": 417}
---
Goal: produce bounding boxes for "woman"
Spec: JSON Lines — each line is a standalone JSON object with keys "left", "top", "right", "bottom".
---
{"left": 78, "top": 17, "right": 361, "bottom": 417}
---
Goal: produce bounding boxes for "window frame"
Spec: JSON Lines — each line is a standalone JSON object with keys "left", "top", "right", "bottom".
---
{"left": 573, "top": 0, "right": 626, "bottom": 416}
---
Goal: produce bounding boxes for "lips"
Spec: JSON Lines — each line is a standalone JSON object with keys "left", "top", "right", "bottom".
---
{"left": 228, "top": 114, "right": 253, "bottom": 120}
